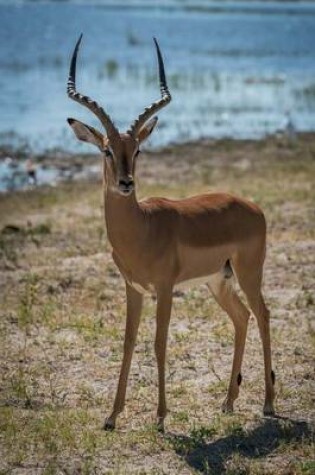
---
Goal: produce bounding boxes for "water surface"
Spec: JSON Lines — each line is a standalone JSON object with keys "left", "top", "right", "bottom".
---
{"left": 0, "top": 0, "right": 315, "bottom": 152}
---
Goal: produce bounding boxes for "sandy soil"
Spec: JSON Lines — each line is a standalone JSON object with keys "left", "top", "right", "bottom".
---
{"left": 0, "top": 133, "right": 314, "bottom": 474}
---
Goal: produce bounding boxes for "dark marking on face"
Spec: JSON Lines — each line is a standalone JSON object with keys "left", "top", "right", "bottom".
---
{"left": 271, "top": 370, "right": 275, "bottom": 385}
{"left": 237, "top": 373, "right": 242, "bottom": 386}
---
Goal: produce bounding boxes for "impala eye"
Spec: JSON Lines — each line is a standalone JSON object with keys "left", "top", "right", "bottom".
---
{"left": 135, "top": 149, "right": 141, "bottom": 157}
{"left": 103, "top": 148, "right": 112, "bottom": 158}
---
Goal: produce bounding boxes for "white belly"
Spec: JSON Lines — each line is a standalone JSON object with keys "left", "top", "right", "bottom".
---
{"left": 175, "top": 274, "right": 212, "bottom": 290}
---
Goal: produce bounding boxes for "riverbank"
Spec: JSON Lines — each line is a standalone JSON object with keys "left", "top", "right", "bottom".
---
{"left": 0, "top": 133, "right": 314, "bottom": 474}
{"left": 1, "top": 131, "right": 315, "bottom": 192}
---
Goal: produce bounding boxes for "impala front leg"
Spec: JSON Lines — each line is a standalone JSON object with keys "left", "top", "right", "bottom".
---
{"left": 155, "top": 285, "right": 173, "bottom": 432}
{"left": 104, "top": 283, "right": 143, "bottom": 430}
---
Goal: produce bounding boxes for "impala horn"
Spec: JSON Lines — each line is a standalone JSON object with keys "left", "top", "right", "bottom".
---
{"left": 67, "top": 34, "right": 118, "bottom": 137}
{"left": 127, "top": 37, "right": 171, "bottom": 137}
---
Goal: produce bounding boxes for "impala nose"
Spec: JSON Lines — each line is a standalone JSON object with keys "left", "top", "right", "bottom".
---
{"left": 118, "top": 178, "right": 134, "bottom": 195}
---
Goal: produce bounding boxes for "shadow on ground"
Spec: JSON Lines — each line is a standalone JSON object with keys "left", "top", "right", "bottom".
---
{"left": 167, "top": 416, "right": 314, "bottom": 474}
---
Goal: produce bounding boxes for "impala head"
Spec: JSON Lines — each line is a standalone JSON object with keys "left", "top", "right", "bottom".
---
{"left": 67, "top": 34, "right": 171, "bottom": 196}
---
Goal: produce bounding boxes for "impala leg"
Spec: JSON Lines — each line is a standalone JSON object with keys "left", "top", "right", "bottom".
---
{"left": 155, "top": 286, "right": 173, "bottom": 432}
{"left": 208, "top": 274, "right": 250, "bottom": 413}
{"left": 234, "top": 263, "right": 275, "bottom": 416}
{"left": 247, "top": 291, "right": 275, "bottom": 415}
{"left": 104, "top": 283, "right": 143, "bottom": 430}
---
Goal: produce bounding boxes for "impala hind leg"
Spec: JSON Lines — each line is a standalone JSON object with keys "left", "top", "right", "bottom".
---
{"left": 233, "top": 262, "right": 275, "bottom": 416}
{"left": 155, "top": 286, "right": 173, "bottom": 432}
{"left": 208, "top": 273, "right": 250, "bottom": 413}
{"left": 104, "top": 283, "right": 143, "bottom": 430}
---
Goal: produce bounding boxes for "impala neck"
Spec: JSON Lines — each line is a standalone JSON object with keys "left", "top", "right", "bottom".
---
{"left": 104, "top": 184, "right": 144, "bottom": 256}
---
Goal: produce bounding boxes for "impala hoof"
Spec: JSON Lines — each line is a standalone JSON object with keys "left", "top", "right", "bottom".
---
{"left": 222, "top": 399, "right": 234, "bottom": 413}
{"left": 157, "top": 423, "right": 165, "bottom": 433}
{"left": 103, "top": 419, "right": 115, "bottom": 431}
{"left": 157, "top": 418, "right": 165, "bottom": 433}
{"left": 263, "top": 404, "right": 275, "bottom": 417}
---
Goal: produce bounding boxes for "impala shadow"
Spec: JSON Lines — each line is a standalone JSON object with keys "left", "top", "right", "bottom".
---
{"left": 167, "top": 416, "right": 314, "bottom": 474}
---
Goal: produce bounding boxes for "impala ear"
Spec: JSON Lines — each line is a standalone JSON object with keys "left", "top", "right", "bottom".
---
{"left": 67, "top": 118, "right": 104, "bottom": 150}
{"left": 137, "top": 116, "right": 158, "bottom": 143}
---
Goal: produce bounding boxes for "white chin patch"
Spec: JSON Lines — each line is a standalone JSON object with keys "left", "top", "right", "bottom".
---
{"left": 118, "top": 188, "right": 132, "bottom": 197}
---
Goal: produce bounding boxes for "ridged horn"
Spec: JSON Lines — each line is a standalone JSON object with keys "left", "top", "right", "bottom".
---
{"left": 127, "top": 38, "right": 171, "bottom": 137}
{"left": 67, "top": 34, "right": 118, "bottom": 136}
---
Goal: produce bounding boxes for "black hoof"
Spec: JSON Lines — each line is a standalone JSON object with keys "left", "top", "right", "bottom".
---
{"left": 263, "top": 406, "right": 275, "bottom": 417}
{"left": 103, "top": 419, "right": 115, "bottom": 431}
{"left": 156, "top": 418, "right": 165, "bottom": 433}
{"left": 222, "top": 399, "right": 234, "bottom": 413}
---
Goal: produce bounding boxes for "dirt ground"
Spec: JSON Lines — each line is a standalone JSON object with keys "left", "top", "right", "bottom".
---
{"left": 0, "top": 133, "right": 314, "bottom": 474}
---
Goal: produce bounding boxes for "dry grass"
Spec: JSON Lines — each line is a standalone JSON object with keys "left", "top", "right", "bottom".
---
{"left": 0, "top": 133, "right": 314, "bottom": 474}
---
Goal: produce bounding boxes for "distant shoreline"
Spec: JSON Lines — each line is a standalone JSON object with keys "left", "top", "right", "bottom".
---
{"left": 1, "top": 130, "right": 314, "bottom": 165}
{"left": 3, "top": 1, "right": 315, "bottom": 16}
{"left": 1, "top": 131, "right": 314, "bottom": 193}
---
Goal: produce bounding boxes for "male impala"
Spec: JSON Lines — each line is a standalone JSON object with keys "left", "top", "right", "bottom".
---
{"left": 67, "top": 35, "right": 275, "bottom": 431}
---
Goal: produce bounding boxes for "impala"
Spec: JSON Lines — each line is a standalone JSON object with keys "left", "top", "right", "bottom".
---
{"left": 67, "top": 35, "right": 275, "bottom": 431}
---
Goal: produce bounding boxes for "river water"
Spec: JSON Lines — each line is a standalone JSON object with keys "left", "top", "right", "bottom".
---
{"left": 0, "top": 0, "right": 315, "bottom": 154}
